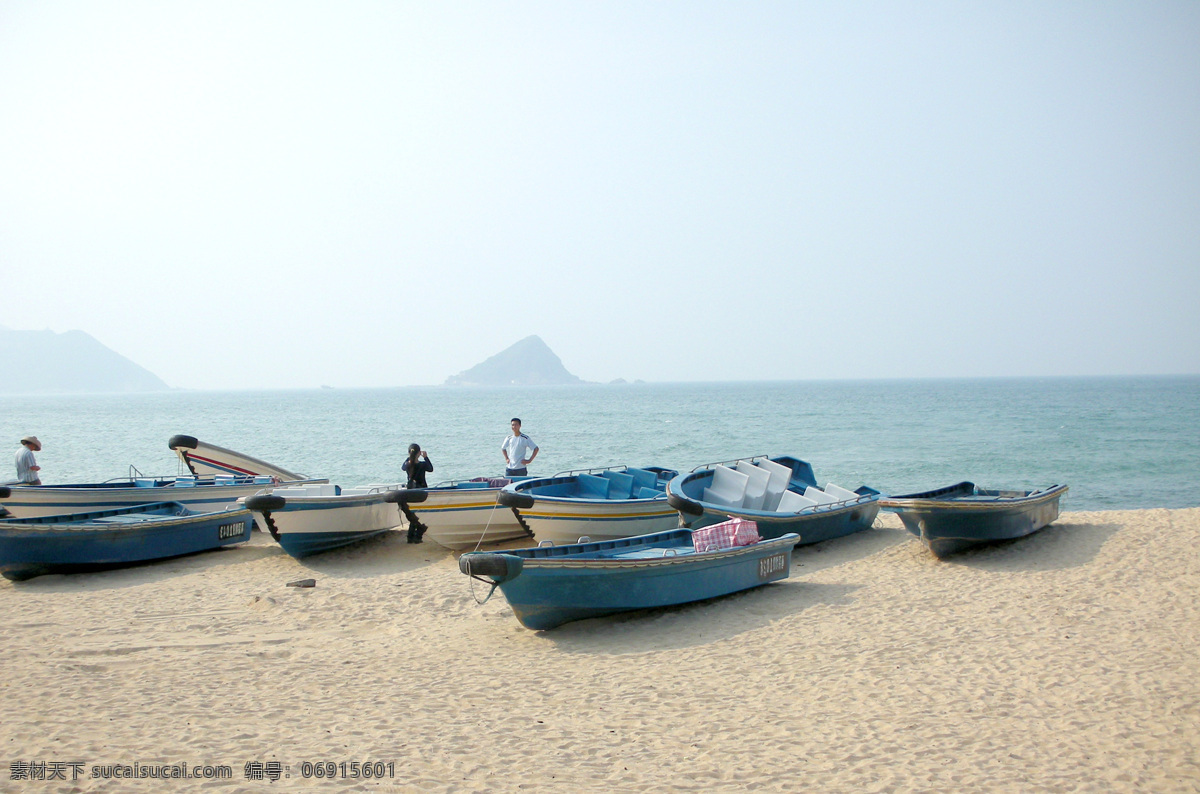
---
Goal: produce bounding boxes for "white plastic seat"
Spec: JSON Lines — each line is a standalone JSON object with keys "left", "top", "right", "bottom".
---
{"left": 822, "top": 482, "right": 859, "bottom": 502}
{"left": 776, "top": 489, "right": 817, "bottom": 512}
{"left": 701, "top": 465, "right": 749, "bottom": 508}
{"left": 755, "top": 459, "right": 793, "bottom": 511}
{"left": 735, "top": 460, "right": 770, "bottom": 511}
{"left": 804, "top": 486, "right": 837, "bottom": 504}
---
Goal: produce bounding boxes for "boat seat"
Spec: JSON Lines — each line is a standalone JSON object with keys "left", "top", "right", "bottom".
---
{"left": 776, "top": 489, "right": 817, "bottom": 512}
{"left": 735, "top": 460, "right": 770, "bottom": 511}
{"left": 577, "top": 474, "right": 611, "bottom": 499}
{"left": 635, "top": 487, "right": 661, "bottom": 499}
{"left": 599, "top": 471, "right": 635, "bottom": 499}
{"left": 804, "top": 486, "right": 837, "bottom": 505}
{"left": 626, "top": 468, "right": 661, "bottom": 492}
{"left": 755, "top": 459, "right": 794, "bottom": 511}
{"left": 822, "top": 482, "right": 859, "bottom": 502}
{"left": 702, "top": 465, "right": 749, "bottom": 509}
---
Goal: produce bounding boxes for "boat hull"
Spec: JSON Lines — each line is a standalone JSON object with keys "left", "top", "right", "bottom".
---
{"left": 516, "top": 499, "right": 680, "bottom": 545}
{"left": 399, "top": 485, "right": 530, "bottom": 550}
{"left": 666, "top": 456, "right": 881, "bottom": 546}
{"left": 880, "top": 483, "right": 1068, "bottom": 558}
{"left": 460, "top": 529, "right": 795, "bottom": 630}
{"left": 0, "top": 478, "right": 326, "bottom": 519}
{"left": 0, "top": 502, "right": 253, "bottom": 581}
{"left": 245, "top": 489, "right": 404, "bottom": 558}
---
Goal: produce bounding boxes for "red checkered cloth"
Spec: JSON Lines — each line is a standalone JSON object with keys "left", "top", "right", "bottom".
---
{"left": 691, "top": 517, "right": 761, "bottom": 552}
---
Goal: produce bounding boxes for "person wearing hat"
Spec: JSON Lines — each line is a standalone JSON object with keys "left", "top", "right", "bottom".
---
{"left": 15, "top": 436, "right": 42, "bottom": 485}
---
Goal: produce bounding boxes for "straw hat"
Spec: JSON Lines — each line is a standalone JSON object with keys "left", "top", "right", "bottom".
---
{"left": 20, "top": 436, "right": 41, "bottom": 451}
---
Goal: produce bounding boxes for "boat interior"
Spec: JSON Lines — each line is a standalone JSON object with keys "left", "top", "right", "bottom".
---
{"left": 699, "top": 459, "right": 862, "bottom": 513}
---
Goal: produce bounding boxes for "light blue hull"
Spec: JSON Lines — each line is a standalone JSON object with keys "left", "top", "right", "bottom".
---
{"left": 275, "top": 528, "right": 392, "bottom": 558}
{"left": 460, "top": 529, "right": 795, "bottom": 630}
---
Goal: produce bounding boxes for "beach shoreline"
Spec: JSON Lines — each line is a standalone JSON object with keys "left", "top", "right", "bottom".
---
{"left": 2, "top": 508, "right": 1197, "bottom": 792}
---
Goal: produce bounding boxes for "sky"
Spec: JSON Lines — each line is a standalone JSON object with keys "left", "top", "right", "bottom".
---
{"left": 1, "top": 1, "right": 1198, "bottom": 390}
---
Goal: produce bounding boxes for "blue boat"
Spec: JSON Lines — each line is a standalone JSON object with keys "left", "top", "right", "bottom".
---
{"left": 496, "top": 466, "right": 680, "bottom": 545}
{"left": 459, "top": 527, "right": 796, "bottom": 630}
{"left": 0, "top": 501, "right": 254, "bottom": 581}
{"left": 879, "top": 482, "right": 1069, "bottom": 558}
{"left": 665, "top": 455, "right": 880, "bottom": 545}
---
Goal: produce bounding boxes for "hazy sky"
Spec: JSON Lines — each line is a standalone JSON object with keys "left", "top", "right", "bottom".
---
{"left": 2, "top": 2, "right": 1197, "bottom": 390}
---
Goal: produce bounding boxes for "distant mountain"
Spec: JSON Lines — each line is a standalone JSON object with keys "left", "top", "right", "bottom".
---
{"left": 0, "top": 329, "right": 170, "bottom": 394}
{"left": 444, "top": 335, "right": 585, "bottom": 387}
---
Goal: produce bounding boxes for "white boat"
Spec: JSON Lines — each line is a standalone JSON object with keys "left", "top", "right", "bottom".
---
{"left": 169, "top": 434, "right": 310, "bottom": 481}
{"left": 0, "top": 474, "right": 326, "bottom": 519}
{"left": 244, "top": 483, "right": 407, "bottom": 558}
{"left": 495, "top": 466, "right": 680, "bottom": 546}
{"left": 392, "top": 479, "right": 532, "bottom": 550}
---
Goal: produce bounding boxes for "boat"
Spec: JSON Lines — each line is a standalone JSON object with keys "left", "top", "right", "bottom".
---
{"left": 458, "top": 523, "right": 797, "bottom": 630}
{"left": 162, "top": 437, "right": 527, "bottom": 551}
{"left": 0, "top": 501, "right": 254, "bottom": 581}
{"left": 495, "top": 466, "right": 680, "bottom": 545}
{"left": 244, "top": 483, "right": 407, "bottom": 558}
{"left": 169, "top": 434, "right": 310, "bottom": 481}
{"left": 879, "top": 482, "right": 1069, "bottom": 558}
{"left": 0, "top": 471, "right": 328, "bottom": 520}
{"left": 389, "top": 478, "right": 533, "bottom": 550}
{"left": 665, "top": 455, "right": 881, "bottom": 545}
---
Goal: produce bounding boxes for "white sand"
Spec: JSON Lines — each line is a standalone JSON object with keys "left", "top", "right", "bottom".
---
{"left": 2, "top": 508, "right": 1198, "bottom": 792}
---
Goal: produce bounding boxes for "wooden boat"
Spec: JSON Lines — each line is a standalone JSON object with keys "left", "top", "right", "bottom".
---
{"left": 389, "top": 478, "right": 533, "bottom": 550}
{"left": 496, "top": 466, "right": 680, "bottom": 545}
{"left": 168, "top": 434, "right": 310, "bottom": 481}
{"left": 879, "top": 482, "right": 1069, "bottom": 558}
{"left": 0, "top": 472, "right": 328, "bottom": 519}
{"left": 459, "top": 526, "right": 797, "bottom": 630}
{"left": 0, "top": 501, "right": 254, "bottom": 581}
{"left": 665, "top": 455, "right": 880, "bottom": 545}
{"left": 244, "top": 483, "right": 407, "bottom": 558}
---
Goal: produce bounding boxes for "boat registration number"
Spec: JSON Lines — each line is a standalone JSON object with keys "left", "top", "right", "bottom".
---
{"left": 217, "top": 522, "right": 245, "bottom": 539}
{"left": 758, "top": 553, "right": 787, "bottom": 579}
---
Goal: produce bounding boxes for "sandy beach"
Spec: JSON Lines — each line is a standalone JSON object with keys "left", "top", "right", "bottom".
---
{"left": 2, "top": 508, "right": 1198, "bottom": 792}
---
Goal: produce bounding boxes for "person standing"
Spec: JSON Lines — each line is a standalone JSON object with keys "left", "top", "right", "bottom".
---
{"left": 15, "top": 436, "right": 42, "bottom": 485}
{"left": 501, "top": 418, "right": 538, "bottom": 478}
{"left": 402, "top": 443, "right": 433, "bottom": 489}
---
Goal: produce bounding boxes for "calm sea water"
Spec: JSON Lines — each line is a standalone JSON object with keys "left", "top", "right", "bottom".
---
{"left": 3, "top": 376, "right": 1197, "bottom": 511}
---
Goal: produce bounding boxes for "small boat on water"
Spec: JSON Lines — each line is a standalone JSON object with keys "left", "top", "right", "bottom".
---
{"left": 879, "top": 482, "right": 1069, "bottom": 558}
{"left": 496, "top": 466, "right": 680, "bottom": 545}
{"left": 459, "top": 521, "right": 796, "bottom": 630}
{"left": 169, "top": 434, "right": 310, "bottom": 481}
{"left": 666, "top": 455, "right": 880, "bottom": 545}
{"left": 390, "top": 478, "right": 533, "bottom": 550}
{"left": 244, "top": 484, "right": 407, "bottom": 558}
{"left": 0, "top": 501, "right": 254, "bottom": 581}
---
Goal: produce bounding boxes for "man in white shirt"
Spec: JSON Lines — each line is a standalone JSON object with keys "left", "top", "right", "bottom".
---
{"left": 15, "top": 436, "right": 42, "bottom": 485}
{"left": 501, "top": 418, "right": 538, "bottom": 478}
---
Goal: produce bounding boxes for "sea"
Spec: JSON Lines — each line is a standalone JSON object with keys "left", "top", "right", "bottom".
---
{"left": 2, "top": 376, "right": 1198, "bottom": 512}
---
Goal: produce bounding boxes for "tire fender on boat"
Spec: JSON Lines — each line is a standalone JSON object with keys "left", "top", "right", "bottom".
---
{"left": 0, "top": 487, "right": 10, "bottom": 499}
{"left": 667, "top": 490, "right": 704, "bottom": 517}
{"left": 168, "top": 434, "right": 200, "bottom": 451}
{"left": 245, "top": 494, "right": 287, "bottom": 513}
{"left": 384, "top": 489, "right": 428, "bottom": 505}
{"left": 496, "top": 490, "right": 534, "bottom": 509}
{"left": 459, "top": 553, "right": 522, "bottom": 582}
